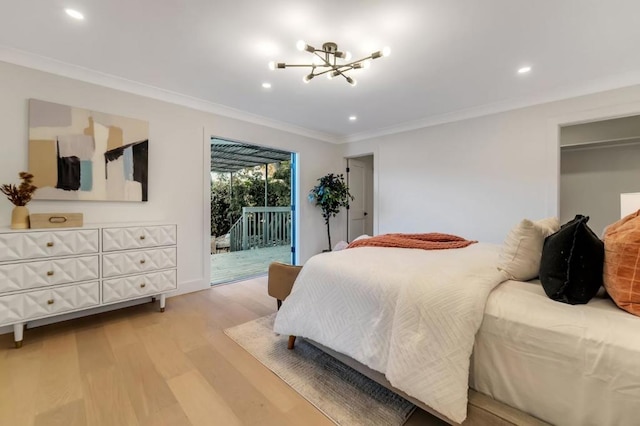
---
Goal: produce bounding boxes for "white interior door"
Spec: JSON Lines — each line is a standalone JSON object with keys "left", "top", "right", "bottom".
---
{"left": 347, "top": 159, "right": 366, "bottom": 242}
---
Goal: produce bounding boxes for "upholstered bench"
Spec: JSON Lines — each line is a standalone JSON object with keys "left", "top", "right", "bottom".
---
{"left": 267, "top": 262, "right": 302, "bottom": 349}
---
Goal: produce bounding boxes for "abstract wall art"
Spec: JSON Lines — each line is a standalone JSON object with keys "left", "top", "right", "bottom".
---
{"left": 28, "top": 99, "right": 149, "bottom": 201}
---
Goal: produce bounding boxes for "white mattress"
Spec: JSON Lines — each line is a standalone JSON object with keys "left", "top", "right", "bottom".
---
{"left": 472, "top": 279, "right": 640, "bottom": 426}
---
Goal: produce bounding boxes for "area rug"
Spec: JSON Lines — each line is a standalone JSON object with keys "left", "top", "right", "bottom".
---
{"left": 224, "top": 314, "right": 416, "bottom": 425}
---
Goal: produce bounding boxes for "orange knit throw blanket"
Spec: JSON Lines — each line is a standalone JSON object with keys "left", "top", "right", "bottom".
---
{"left": 346, "top": 233, "right": 477, "bottom": 250}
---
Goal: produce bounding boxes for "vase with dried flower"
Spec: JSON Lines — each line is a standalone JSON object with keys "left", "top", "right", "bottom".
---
{"left": 1, "top": 172, "right": 37, "bottom": 229}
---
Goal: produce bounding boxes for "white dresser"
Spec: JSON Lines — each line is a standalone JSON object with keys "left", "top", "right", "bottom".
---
{"left": 0, "top": 224, "right": 177, "bottom": 347}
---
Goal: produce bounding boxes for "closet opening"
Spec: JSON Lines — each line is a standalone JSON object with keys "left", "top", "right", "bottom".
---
{"left": 560, "top": 114, "right": 640, "bottom": 236}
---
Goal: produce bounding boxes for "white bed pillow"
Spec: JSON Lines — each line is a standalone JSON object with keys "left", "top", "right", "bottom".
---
{"left": 498, "top": 217, "right": 560, "bottom": 281}
{"left": 535, "top": 217, "right": 560, "bottom": 236}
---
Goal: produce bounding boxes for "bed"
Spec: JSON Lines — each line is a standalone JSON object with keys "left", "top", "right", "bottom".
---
{"left": 473, "top": 279, "right": 640, "bottom": 426}
{"left": 270, "top": 244, "right": 640, "bottom": 425}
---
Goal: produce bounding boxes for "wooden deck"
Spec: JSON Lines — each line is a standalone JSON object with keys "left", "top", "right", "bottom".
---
{"left": 210, "top": 245, "right": 292, "bottom": 285}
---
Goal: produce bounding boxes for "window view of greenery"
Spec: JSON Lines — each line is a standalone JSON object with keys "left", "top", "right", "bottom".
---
{"left": 210, "top": 161, "right": 291, "bottom": 238}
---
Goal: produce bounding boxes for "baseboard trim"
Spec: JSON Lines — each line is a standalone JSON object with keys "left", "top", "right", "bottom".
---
{"left": 170, "top": 278, "right": 210, "bottom": 297}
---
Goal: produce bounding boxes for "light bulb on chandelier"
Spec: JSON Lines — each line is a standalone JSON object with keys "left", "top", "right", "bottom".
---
{"left": 269, "top": 41, "right": 390, "bottom": 85}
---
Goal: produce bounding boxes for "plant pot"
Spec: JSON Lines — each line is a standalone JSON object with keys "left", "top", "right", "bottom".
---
{"left": 11, "top": 206, "right": 29, "bottom": 230}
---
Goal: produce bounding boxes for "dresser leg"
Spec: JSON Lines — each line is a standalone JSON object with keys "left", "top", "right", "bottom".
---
{"left": 160, "top": 294, "right": 166, "bottom": 313}
{"left": 13, "top": 323, "right": 24, "bottom": 349}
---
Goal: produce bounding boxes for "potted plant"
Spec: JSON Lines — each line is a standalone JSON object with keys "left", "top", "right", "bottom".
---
{"left": 1, "top": 172, "right": 37, "bottom": 229}
{"left": 309, "top": 173, "right": 353, "bottom": 251}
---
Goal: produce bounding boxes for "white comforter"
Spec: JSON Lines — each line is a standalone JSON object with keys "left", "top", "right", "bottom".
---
{"left": 273, "top": 243, "right": 506, "bottom": 423}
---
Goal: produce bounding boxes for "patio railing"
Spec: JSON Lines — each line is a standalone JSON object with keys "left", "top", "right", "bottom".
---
{"left": 229, "top": 206, "right": 291, "bottom": 251}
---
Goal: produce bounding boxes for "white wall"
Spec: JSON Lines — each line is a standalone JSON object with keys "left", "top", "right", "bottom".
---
{"left": 0, "top": 61, "right": 343, "bottom": 296}
{"left": 343, "top": 84, "right": 640, "bottom": 243}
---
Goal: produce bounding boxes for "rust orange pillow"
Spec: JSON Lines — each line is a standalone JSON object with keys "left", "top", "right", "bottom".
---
{"left": 603, "top": 210, "right": 640, "bottom": 316}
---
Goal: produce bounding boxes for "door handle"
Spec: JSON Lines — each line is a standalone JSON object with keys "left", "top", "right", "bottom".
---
{"left": 363, "top": 212, "right": 368, "bottom": 216}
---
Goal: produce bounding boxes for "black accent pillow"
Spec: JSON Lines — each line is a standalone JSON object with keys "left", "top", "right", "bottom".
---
{"left": 539, "top": 215, "right": 604, "bottom": 305}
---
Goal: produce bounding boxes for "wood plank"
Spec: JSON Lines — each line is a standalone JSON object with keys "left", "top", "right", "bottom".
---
{"left": 206, "top": 328, "right": 318, "bottom": 416}
{"left": 121, "top": 302, "right": 167, "bottom": 330}
{"left": 167, "top": 369, "right": 243, "bottom": 426}
{"left": 160, "top": 294, "right": 212, "bottom": 353}
{"left": 112, "top": 342, "right": 179, "bottom": 424}
{"left": 0, "top": 340, "right": 43, "bottom": 426}
{"left": 138, "top": 403, "right": 191, "bottom": 426}
{"left": 34, "top": 399, "right": 87, "bottom": 426}
{"left": 34, "top": 332, "right": 83, "bottom": 414}
{"left": 81, "top": 366, "right": 140, "bottom": 426}
{"left": 103, "top": 318, "right": 139, "bottom": 350}
{"left": 138, "top": 323, "right": 194, "bottom": 380}
{"left": 76, "top": 326, "right": 116, "bottom": 376}
{"left": 210, "top": 279, "right": 275, "bottom": 316}
{"left": 186, "top": 342, "right": 300, "bottom": 425}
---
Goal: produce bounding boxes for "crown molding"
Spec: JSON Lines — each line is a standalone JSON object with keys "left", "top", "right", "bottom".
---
{"left": 0, "top": 45, "right": 340, "bottom": 144}
{"left": 340, "top": 69, "right": 640, "bottom": 144}
{"left": 4, "top": 45, "right": 640, "bottom": 146}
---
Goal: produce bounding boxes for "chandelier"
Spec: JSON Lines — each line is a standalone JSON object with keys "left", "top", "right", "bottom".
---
{"left": 268, "top": 40, "right": 391, "bottom": 86}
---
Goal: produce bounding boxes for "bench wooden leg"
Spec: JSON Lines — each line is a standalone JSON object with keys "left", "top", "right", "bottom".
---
{"left": 287, "top": 335, "right": 296, "bottom": 350}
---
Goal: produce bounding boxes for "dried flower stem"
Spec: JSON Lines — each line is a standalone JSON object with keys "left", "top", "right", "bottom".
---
{"left": 1, "top": 172, "right": 37, "bottom": 206}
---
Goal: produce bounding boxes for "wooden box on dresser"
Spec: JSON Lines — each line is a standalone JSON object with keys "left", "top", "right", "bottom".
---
{"left": 0, "top": 224, "right": 177, "bottom": 348}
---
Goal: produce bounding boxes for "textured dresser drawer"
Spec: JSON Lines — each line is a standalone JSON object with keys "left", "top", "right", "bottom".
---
{"left": 102, "top": 225, "right": 176, "bottom": 252}
{"left": 0, "top": 229, "right": 99, "bottom": 262}
{"left": 102, "top": 269, "right": 177, "bottom": 303}
{"left": 0, "top": 281, "right": 100, "bottom": 325}
{"left": 102, "top": 247, "right": 176, "bottom": 278}
{"left": 0, "top": 255, "right": 99, "bottom": 294}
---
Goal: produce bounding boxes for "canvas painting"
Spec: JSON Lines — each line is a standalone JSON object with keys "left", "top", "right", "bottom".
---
{"left": 28, "top": 99, "right": 149, "bottom": 201}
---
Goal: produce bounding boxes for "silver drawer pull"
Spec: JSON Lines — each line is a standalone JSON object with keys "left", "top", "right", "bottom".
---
{"left": 140, "top": 283, "right": 146, "bottom": 288}
{"left": 47, "top": 299, "right": 54, "bottom": 305}
{"left": 46, "top": 242, "right": 54, "bottom": 247}
{"left": 46, "top": 271, "right": 54, "bottom": 276}
{"left": 140, "top": 259, "right": 146, "bottom": 264}
{"left": 139, "top": 235, "right": 146, "bottom": 240}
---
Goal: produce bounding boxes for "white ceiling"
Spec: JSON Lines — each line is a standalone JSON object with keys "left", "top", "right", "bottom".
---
{"left": 2, "top": 0, "right": 640, "bottom": 143}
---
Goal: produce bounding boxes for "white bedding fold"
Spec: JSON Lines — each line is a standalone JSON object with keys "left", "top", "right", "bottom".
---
{"left": 274, "top": 243, "right": 506, "bottom": 423}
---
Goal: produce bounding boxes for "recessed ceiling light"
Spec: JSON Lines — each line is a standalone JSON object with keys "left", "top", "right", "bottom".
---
{"left": 65, "top": 9, "right": 84, "bottom": 20}
{"left": 349, "top": 116, "right": 357, "bottom": 121}
{"left": 518, "top": 66, "right": 532, "bottom": 74}
{"left": 262, "top": 82, "right": 272, "bottom": 89}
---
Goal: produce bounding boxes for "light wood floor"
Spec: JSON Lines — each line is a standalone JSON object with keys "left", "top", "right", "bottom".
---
{"left": 0, "top": 277, "right": 442, "bottom": 426}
